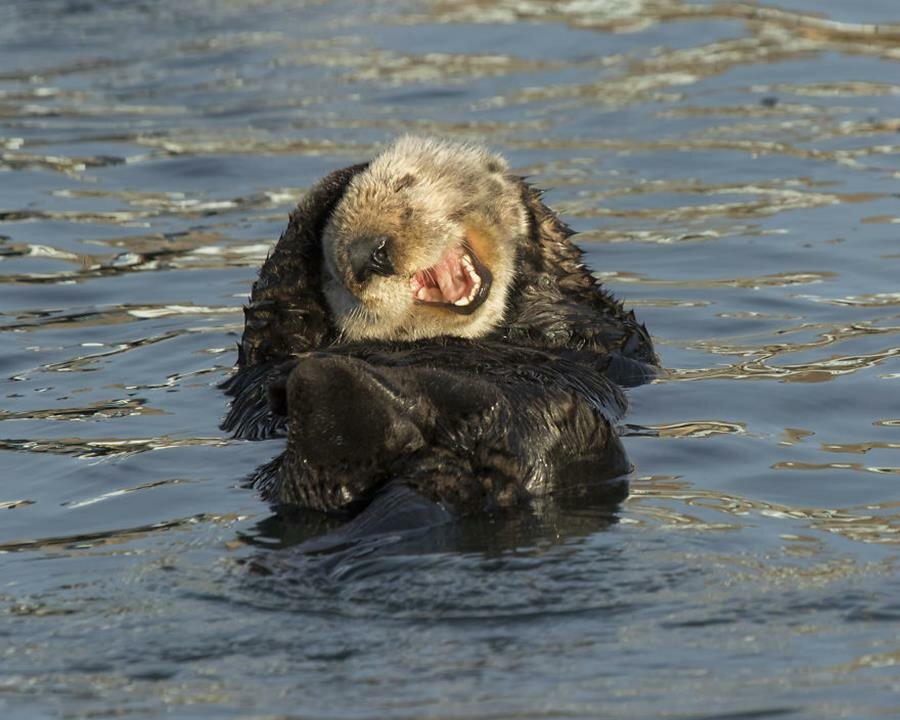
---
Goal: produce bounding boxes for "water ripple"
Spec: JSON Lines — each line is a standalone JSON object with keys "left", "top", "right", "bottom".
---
{"left": 2, "top": 0, "right": 899, "bottom": 717}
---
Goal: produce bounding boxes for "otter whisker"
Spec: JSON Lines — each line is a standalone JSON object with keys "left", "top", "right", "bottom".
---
{"left": 339, "top": 306, "right": 362, "bottom": 344}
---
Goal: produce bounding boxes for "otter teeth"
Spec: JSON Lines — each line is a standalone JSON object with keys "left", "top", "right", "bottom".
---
{"left": 417, "top": 286, "right": 443, "bottom": 303}
{"left": 460, "top": 254, "right": 482, "bottom": 292}
{"left": 412, "top": 247, "right": 486, "bottom": 306}
{"left": 454, "top": 275, "right": 482, "bottom": 306}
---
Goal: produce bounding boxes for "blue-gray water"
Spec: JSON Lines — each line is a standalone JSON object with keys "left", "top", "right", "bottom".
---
{"left": 1, "top": 1, "right": 899, "bottom": 718}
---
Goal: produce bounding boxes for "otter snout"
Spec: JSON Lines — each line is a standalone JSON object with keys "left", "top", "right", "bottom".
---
{"left": 348, "top": 235, "right": 394, "bottom": 283}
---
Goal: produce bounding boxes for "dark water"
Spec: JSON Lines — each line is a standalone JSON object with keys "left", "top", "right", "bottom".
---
{"left": 2, "top": 1, "right": 899, "bottom": 718}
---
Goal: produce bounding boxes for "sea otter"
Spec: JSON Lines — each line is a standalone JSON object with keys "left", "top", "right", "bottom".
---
{"left": 223, "top": 136, "right": 656, "bottom": 519}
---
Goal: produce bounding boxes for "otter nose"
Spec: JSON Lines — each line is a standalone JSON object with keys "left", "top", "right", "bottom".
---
{"left": 349, "top": 236, "right": 394, "bottom": 283}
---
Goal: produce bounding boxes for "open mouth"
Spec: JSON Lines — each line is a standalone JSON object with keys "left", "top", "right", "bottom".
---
{"left": 409, "top": 243, "right": 493, "bottom": 315}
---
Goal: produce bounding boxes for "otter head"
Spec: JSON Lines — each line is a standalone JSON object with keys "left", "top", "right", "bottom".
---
{"left": 321, "top": 136, "right": 527, "bottom": 342}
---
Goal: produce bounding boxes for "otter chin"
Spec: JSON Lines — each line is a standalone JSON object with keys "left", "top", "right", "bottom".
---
{"left": 320, "top": 136, "right": 523, "bottom": 342}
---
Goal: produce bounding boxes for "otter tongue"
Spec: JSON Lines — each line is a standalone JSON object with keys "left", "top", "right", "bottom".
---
{"left": 433, "top": 251, "right": 468, "bottom": 303}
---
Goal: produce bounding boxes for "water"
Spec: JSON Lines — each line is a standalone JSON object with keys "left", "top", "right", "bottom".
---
{"left": 1, "top": 1, "right": 898, "bottom": 718}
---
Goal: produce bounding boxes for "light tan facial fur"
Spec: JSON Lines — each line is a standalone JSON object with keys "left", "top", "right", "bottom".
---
{"left": 321, "top": 136, "right": 527, "bottom": 342}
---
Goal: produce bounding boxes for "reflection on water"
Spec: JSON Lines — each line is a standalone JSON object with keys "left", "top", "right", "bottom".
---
{"left": 1, "top": 0, "right": 898, "bottom": 718}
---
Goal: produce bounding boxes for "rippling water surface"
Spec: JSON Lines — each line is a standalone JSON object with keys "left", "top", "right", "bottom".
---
{"left": 2, "top": 1, "right": 899, "bottom": 718}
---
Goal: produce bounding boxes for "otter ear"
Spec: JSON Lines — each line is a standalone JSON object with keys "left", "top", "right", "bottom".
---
{"left": 238, "top": 163, "right": 369, "bottom": 370}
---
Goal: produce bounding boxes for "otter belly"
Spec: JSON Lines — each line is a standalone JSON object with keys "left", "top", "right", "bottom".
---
{"left": 246, "top": 338, "right": 631, "bottom": 519}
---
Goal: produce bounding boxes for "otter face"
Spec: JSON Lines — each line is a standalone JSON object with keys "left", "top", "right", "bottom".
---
{"left": 321, "top": 136, "right": 527, "bottom": 342}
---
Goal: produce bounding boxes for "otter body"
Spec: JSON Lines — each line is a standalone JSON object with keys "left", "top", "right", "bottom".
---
{"left": 248, "top": 339, "right": 630, "bottom": 515}
{"left": 223, "top": 137, "right": 656, "bottom": 519}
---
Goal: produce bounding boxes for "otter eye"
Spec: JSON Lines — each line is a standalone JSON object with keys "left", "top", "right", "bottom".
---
{"left": 350, "top": 236, "right": 395, "bottom": 283}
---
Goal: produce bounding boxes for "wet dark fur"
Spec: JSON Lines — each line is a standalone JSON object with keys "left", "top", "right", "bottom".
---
{"left": 222, "top": 162, "right": 657, "bottom": 517}
{"left": 252, "top": 339, "right": 630, "bottom": 514}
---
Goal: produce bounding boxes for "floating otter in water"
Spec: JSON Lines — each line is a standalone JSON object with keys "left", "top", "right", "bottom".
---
{"left": 223, "top": 137, "right": 657, "bottom": 518}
